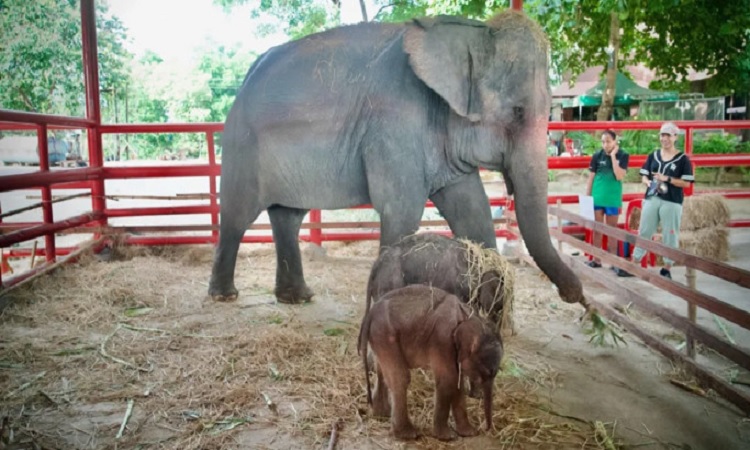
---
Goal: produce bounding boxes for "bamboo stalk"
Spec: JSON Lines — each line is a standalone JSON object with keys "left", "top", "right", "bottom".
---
{"left": 1, "top": 192, "right": 90, "bottom": 220}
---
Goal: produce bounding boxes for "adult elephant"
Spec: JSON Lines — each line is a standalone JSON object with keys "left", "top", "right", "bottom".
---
{"left": 209, "top": 10, "right": 584, "bottom": 306}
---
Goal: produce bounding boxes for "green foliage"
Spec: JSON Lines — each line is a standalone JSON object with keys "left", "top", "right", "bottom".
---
{"left": 215, "top": 0, "right": 341, "bottom": 40}
{"left": 524, "top": 0, "right": 750, "bottom": 96}
{"left": 693, "top": 133, "right": 750, "bottom": 155}
{"left": 619, "top": 129, "right": 658, "bottom": 156}
{"left": 566, "top": 131, "right": 599, "bottom": 156}
{"left": 195, "top": 45, "right": 257, "bottom": 123}
{"left": 0, "top": 0, "right": 129, "bottom": 115}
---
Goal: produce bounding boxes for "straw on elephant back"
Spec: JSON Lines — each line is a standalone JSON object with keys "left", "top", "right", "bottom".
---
{"left": 460, "top": 239, "right": 516, "bottom": 337}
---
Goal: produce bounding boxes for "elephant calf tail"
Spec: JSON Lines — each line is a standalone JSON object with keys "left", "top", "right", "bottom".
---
{"left": 357, "top": 311, "right": 373, "bottom": 405}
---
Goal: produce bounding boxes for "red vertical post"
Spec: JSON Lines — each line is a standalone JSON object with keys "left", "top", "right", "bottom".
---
{"left": 80, "top": 0, "right": 107, "bottom": 227}
{"left": 684, "top": 125, "right": 694, "bottom": 196}
{"left": 207, "top": 131, "right": 219, "bottom": 242}
{"left": 511, "top": 0, "right": 523, "bottom": 10}
{"left": 37, "top": 125, "right": 56, "bottom": 263}
{"left": 309, "top": 209, "right": 322, "bottom": 246}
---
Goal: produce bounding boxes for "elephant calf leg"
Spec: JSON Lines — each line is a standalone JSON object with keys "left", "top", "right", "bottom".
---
{"left": 371, "top": 364, "right": 391, "bottom": 417}
{"left": 451, "top": 390, "right": 478, "bottom": 437}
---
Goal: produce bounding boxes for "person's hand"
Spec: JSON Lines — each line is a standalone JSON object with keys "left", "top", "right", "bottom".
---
{"left": 642, "top": 177, "right": 652, "bottom": 187}
{"left": 654, "top": 173, "right": 670, "bottom": 182}
{"left": 610, "top": 145, "right": 619, "bottom": 159}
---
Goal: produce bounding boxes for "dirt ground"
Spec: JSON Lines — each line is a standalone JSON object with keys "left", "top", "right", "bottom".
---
{"left": 1, "top": 233, "right": 749, "bottom": 449}
{"left": 1, "top": 172, "right": 750, "bottom": 449}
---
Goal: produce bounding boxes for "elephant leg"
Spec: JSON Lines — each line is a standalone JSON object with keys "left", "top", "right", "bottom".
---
{"left": 268, "top": 205, "right": 314, "bottom": 304}
{"left": 430, "top": 172, "right": 496, "bottom": 249}
{"left": 433, "top": 369, "right": 460, "bottom": 440}
{"left": 374, "top": 347, "right": 417, "bottom": 440}
{"left": 209, "top": 199, "right": 263, "bottom": 302}
{"left": 451, "top": 387, "right": 477, "bottom": 437}
{"left": 371, "top": 361, "right": 391, "bottom": 417}
{"left": 372, "top": 199, "right": 425, "bottom": 249}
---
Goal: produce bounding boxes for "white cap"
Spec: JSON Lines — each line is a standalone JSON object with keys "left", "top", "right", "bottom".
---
{"left": 660, "top": 122, "right": 680, "bottom": 135}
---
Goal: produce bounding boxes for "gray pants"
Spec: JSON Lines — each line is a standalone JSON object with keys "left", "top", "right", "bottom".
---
{"left": 632, "top": 197, "right": 683, "bottom": 267}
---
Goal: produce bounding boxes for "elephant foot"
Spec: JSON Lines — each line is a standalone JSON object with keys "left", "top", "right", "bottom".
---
{"left": 393, "top": 422, "right": 419, "bottom": 440}
{"left": 274, "top": 284, "right": 314, "bottom": 304}
{"left": 208, "top": 283, "right": 238, "bottom": 302}
{"left": 454, "top": 422, "right": 478, "bottom": 438}
{"left": 433, "top": 425, "right": 456, "bottom": 441}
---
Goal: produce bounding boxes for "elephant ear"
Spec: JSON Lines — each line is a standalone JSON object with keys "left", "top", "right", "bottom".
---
{"left": 404, "top": 16, "right": 489, "bottom": 122}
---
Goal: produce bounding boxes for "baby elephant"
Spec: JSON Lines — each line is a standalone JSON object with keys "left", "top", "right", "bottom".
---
{"left": 358, "top": 285, "right": 503, "bottom": 440}
{"left": 367, "top": 233, "right": 514, "bottom": 336}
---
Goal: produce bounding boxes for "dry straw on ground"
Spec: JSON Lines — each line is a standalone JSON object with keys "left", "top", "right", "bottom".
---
{"left": 0, "top": 243, "right": 603, "bottom": 449}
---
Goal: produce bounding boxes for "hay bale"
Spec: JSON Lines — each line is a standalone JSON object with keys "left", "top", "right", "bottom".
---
{"left": 681, "top": 195, "right": 731, "bottom": 231}
{"left": 680, "top": 227, "right": 730, "bottom": 261}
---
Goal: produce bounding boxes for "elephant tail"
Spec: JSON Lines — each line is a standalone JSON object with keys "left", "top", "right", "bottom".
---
{"left": 357, "top": 310, "right": 373, "bottom": 406}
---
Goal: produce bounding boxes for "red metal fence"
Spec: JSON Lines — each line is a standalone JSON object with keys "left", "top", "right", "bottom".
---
{"left": 1, "top": 0, "right": 749, "bottom": 291}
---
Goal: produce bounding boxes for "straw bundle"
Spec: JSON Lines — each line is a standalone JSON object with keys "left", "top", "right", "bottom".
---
{"left": 460, "top": 239, "right": 516, "bottom": 337}
{"left": 680, "top": 227, "right": 730, "bottom": 261}
{"left": 681, "top": 194, "right": 731, "bottom": 231}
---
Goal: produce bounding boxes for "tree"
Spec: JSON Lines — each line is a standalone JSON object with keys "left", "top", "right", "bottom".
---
{"left": 193, "top": 44, "right": 258, "bottom": 123}
{"left": 371, "top": 0, "right": 750, "bottom": 101}
{"left": 525, "top": 0, "right": 750, "bottom": 98}
{"left": 214, "top": 0, "right": 341, "bottom": 39}
{"left": 0, "top": 0, "right": 130, "bottom": 116}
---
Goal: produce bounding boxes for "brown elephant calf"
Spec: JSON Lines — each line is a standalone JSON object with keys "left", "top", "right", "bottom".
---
{"left": 358, "top": 285, "right": 503, "bottom": 440}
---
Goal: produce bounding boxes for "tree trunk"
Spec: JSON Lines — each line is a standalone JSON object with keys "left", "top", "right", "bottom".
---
{"left": 358, "top": 0, "right": 368, "bottom": 22}
{"left": 596, "top": 12, "right": 620, "bottom": 122}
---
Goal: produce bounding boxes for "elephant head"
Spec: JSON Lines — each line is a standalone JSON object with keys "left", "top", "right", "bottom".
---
{"left": 454, "top": 317, "right": 503, "bottom": 430}
{"left": 404, "top": 11, "right": 584, "bottom": 305}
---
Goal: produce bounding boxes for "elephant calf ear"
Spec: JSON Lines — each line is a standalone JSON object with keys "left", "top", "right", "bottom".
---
{"left": 403, "top": 20, "right": 486, "bottom": 122}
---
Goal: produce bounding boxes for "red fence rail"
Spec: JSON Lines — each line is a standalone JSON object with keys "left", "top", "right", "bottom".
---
{"left": 0, "top": 0, "right": 749, "bottom": 291}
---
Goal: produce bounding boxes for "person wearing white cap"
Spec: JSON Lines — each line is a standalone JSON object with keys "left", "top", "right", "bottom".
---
{"left": 620, "top": 122, "right": 694, "bottom": 279}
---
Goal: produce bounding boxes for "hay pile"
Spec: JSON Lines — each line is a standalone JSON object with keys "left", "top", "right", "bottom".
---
{"left": 681, "top": 194, "right": 731, "bottom": 230}
{"left": 461, "top": 239, "right": 516, "bottom": 337}
{"left": 627, "top": 194, "right": 731, "bottom": 262}
{"left": 0, "top": 243, "right": 602, "bottom": 449}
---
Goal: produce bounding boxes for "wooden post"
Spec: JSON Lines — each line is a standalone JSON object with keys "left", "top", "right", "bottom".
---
{"left": 686, "top": 266, "right": 697, "bottom": 358}
{"left": 30, "top": 241, "right": 38, "bottom": 269}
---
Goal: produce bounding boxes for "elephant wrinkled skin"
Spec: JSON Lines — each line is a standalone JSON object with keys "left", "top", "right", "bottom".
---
{"left": 208, "top": 10, "right": 584, "bottom": 306}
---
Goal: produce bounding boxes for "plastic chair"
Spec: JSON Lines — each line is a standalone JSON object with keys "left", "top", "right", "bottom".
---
{"left": 624, "top": 199, "right": 656, "bottom": 267}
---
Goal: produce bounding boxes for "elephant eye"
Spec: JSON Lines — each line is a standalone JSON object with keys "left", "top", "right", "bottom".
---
{"left": 512, "top": 106, "right": 525, "bottom": 122}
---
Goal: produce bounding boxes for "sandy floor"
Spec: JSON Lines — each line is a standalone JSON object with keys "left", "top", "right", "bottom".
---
{"left": 1, "top": 235, "right": 749, "bottom": 449}
{"left": 1, "top": 171, "right": 750, "bottom": 449}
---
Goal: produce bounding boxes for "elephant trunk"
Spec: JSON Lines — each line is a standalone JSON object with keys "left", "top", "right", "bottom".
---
{"left": 483, "top": 380, "right": 493, "bottom": 430}
{"left": 509, "top": 120, "right": 584, "bottom": 305}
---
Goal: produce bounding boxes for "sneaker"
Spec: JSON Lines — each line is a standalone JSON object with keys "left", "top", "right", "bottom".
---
{"left": 613, "top": 267, "right": 634, "bottom": 277}
{"left": 660, "top": 268, "right": 672, "bottom": 279}
{"left": 586, "top": 260, "right": 602, "bottom": 268}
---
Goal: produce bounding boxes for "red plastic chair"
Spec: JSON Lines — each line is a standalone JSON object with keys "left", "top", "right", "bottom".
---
{"left": 624, "top": 199, "right": 656, "bottom": 267}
